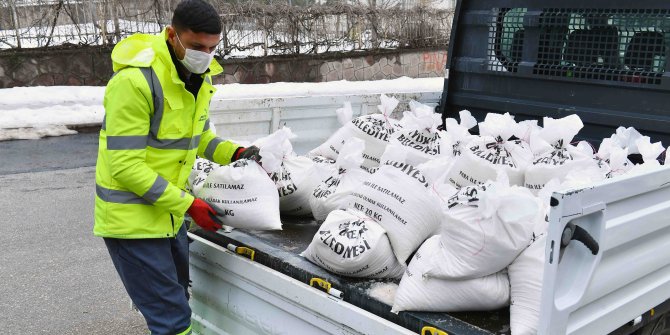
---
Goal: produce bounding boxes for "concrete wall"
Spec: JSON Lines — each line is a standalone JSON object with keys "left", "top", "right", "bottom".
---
{"left": 0, "top": 46, "right": 447, "bottom": 88}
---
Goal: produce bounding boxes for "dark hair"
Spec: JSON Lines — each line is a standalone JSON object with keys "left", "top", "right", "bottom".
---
{"left": 172, "top": 0, "right": 222, "bottom": 35}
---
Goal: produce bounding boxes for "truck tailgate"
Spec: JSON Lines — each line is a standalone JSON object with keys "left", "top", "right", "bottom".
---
{"left": 190, "top": 219, "right": 510, "bottom": 335}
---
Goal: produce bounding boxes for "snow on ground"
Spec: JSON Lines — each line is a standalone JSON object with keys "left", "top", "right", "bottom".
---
{"left": 0, "top": 77, "right": 443, "bottom": 141}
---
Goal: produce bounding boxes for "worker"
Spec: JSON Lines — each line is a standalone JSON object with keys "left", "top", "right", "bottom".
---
{"left": 93, "top": 0, "right": 260, "bottom": 334}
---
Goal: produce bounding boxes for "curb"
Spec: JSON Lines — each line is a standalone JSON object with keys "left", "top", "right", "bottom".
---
{"left": 66, "top": 123, "right": 102, "bottom": 133}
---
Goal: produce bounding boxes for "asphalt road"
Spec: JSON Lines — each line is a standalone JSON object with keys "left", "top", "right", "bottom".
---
{"left": 0, "top": 133, "right": 147, "bottom": 334}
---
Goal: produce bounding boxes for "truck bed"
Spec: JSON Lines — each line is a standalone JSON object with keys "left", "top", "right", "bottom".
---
{"left": 192, "top": 217, "right": 511, "bottom": 335}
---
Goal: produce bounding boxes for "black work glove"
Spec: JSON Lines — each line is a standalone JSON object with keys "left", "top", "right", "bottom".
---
{"left": 233, "top": 145, "right": 262, "bottom": 164}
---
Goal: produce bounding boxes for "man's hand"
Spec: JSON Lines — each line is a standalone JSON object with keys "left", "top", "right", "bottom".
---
{"left": 234, "top": 145, "right": 262, "bottom": 164}
{"left": 187, "top": 198, "right": 223, "bottom": 232}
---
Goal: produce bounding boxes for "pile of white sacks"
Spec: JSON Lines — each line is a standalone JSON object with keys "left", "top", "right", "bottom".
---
{"left": 186, "top": 94, "right": 669, "bottom": 335}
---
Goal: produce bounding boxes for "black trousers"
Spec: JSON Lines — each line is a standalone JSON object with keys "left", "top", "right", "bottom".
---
{"left": 104, "top": 224, "right": 192, "bottom": 335}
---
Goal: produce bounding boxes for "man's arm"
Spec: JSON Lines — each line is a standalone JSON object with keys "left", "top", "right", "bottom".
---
{"left": 198, "top": 123, "right": 241, "bottom": 165}
{"left": 104, "top": 70, "right": 194, "bottom": 215}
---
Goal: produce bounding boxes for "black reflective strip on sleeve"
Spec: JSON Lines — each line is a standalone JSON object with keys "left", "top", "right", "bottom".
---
{"left": 204, "top": 137, "right": 224, "bottom": 161}
{"left": 142, "top": 176, "right": 169, "bottom": 204}
{"left": 96, "top": 184, "right": 150, "bottom": 205}
{"left": 203, "top": 119, "right": 210, "bottom": 131}
{"left": 107, "top": 135, "right": 148, "bottom": 150}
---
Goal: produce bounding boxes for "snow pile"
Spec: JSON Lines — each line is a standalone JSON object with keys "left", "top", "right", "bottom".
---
{"left": 0, "top": 77, "right": 443, "bottom": 141}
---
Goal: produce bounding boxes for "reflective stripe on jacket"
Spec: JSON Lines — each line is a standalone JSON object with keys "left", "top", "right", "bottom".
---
{"left": 94, "top": 29, "right": 240, "bottom": 238}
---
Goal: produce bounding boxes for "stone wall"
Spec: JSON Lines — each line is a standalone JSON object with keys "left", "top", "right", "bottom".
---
{"left": 0, "top": 46, "right": 447, "bottom": 88}
{"left": 221, "top": 49, "right": 448, "bottom": 84}
{"left": 0, "top": 46, "right": 114, "bottom": 87}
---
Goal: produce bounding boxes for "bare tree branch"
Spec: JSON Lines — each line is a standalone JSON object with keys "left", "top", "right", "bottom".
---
{"left": 0, "top": 0, "right": 453, "bottom": 53}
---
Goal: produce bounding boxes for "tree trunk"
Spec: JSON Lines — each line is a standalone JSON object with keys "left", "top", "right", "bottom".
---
{"left": 9, "top": 0, "right": 21, "bottom": 48}
{"left": 111, "top": 0, "right": 121, "bottom": 43}
{"left": 101, "top": 0, "right": 109, "bottom": 45}
{"left": 46, "top": 0, "right": 65, "bottom": 47}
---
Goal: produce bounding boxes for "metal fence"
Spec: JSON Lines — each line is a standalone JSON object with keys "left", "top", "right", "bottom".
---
{"left": 0, "top": 0, "right": 453, "bottom": 57}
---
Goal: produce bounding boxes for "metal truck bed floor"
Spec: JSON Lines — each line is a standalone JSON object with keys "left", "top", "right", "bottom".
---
{"left": 192, "top": 217, "right": 511, "bottom": 335}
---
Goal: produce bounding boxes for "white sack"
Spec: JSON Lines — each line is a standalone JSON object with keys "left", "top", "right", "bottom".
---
{"left": 198, "top": 159, "right": 281, "bottom": 230}
{"left": 445, "top": 113, "right": 533, "bottom": 188}
{"left": 509, "top": 234, "right": 547, "bottom": 335}
{"left": 610, "top": 126, "right": 643, "bottom": 154}
{"left": 524, "top": 115, "right": 598, "bottom": 193}
{"left": 310, "top": 95, "right": 402, "bottom": 171}
{"left": 627, "top": 136, "right": 665, "bottom": 175}
{"left": 516, "top": 120, "right": 542, "bottom": 144}
{"left": 384, "top": 101, "right": 445, "bottom": 166}
{"left": 409, "top": 110, "right": 478, "bottom": 185}
{"left": 254, "top": 127, "right": 296, "bottom": 175}
{"left": 255, "top": 128, "right": 330, "bottom": 217}
{"left": 301, "top": 209, "right": 406, "bottom": 279}
{"left": 347, "top": 150, "right": 442, "bottom": 263}
{"left": 310, "top": 138, "right": 369, "bottom": 221}
{"left": 277, "top": 155, "right": 338, "bottom": 216}
{"left": 187, "top": 158, "right": 221, "bottom": 195}
{"left": 273, "top": 156, "right": 317, "bottom": 216}
{"left": 279, "top": 155, "right": 337, "bottom": 216}
{"left": 391, "top": 235, "right": 510, "bottom": 313}
{"left": 308, "top": 102, "right": 356, "bottom": 159}
{"left": 426, "top": 180, "right": 540, "bottom": 280}
{"left": 443, "top": 109, "right": 477, "bottom": 158}
{"left": 416, "top": 156, "right": 456, "bottom": 185}
{"left": 596, "top": 138, "right": 633, "bottom": 178}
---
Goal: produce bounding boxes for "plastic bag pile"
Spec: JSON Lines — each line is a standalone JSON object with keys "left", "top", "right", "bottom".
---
{"left": 185, "top": 94, "right": 668, "bottom": 335}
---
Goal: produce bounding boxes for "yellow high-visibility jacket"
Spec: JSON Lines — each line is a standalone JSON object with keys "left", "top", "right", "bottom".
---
{"left": 94, "top": 29, "right": 239, "bottom": 238}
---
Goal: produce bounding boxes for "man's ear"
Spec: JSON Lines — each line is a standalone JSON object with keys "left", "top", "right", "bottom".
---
{"left": 166, "top": 26, "right": 176, "bottom": 40}
{"left": 166, "top": 26, "right": 178, "bottom": 48}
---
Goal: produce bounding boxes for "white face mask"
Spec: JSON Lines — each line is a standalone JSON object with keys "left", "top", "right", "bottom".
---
{"left": 175, "top": 33, "right": 215, "bottom": 74}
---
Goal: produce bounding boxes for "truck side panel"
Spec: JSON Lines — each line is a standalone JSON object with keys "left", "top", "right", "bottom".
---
{"left": 540, "top": 167, "right": 670, "bottom": 334}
